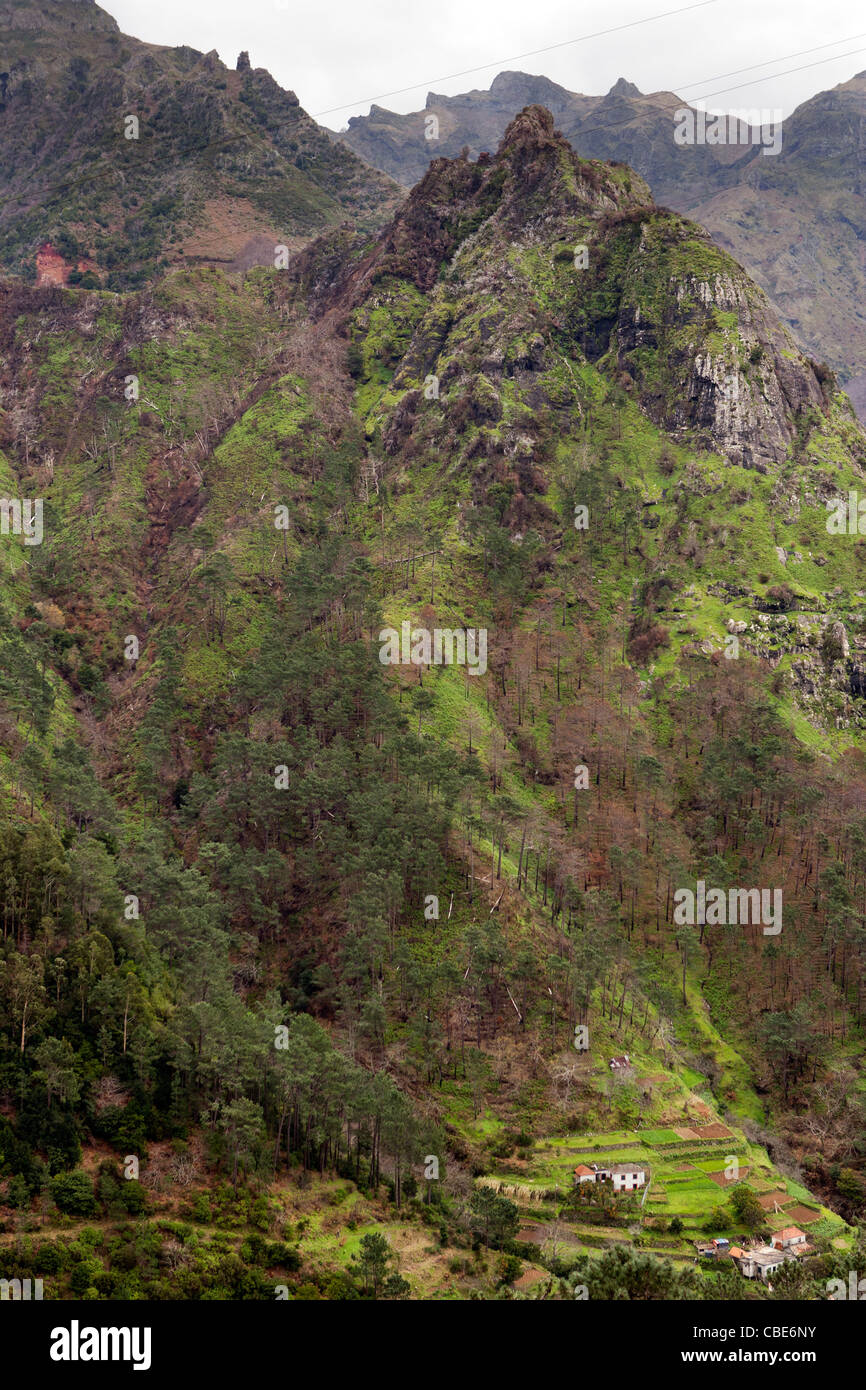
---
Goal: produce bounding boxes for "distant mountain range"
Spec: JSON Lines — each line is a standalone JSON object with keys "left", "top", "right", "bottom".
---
{"left": 336, "top": 68, "right": 866, "bottom": 416}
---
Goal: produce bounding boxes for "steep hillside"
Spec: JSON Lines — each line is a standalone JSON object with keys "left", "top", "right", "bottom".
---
{"left": 0, "top": 0, "right": 400, "bottom": 290}
{"left": 2, "top": 103, "right": 866, "bottom": 1301}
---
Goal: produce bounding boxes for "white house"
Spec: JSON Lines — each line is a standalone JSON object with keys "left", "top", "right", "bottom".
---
{"left": 595, "top": 1162, "right": 646, "bottom": 1191}
{"left": 573, "top": 1162, "right": 647, "bottom": 1192}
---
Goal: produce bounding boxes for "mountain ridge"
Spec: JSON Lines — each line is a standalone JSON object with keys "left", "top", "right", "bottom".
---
{"left": 0, "top": 0, "right": 401, "bottom": 290}
{"left": 336, "top": 67, "right": 866, "bottom": 416}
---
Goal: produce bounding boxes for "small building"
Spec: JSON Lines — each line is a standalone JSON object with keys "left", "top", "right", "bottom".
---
{"left": 773, "top": 1226, "right": 807, "bottom": 1251}
{"left": 572, "top": 1161, "right": 648, "bottom": 1191}
{"left": 609, "top": 1054, "right": 631, "bottom": 1070}
{"left": 695, "top": 1238, "right": 730, "bottom": 1260}
{"left": 732, "top": 1246, "right": 788, "bottom": 1281}
{"left": 606, "top": 1162, "right": 646, "bottom": 1192}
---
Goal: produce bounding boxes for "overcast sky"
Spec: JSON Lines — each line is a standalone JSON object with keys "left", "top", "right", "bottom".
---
{"left": 104, "top": 0, "right": 866, "bottom": 128}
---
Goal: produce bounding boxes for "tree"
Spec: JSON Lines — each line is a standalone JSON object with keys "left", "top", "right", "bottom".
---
{"left": 469, "top": 1187, "right": 519, "bottom": 1249}
{"left": 217, "top": 1098, "right": 265, "bottom": 1190}
{"left": 581, "top": 1245, "right": 702, "bottom": 1300}
{"left": 32, "top": 1036, "right": 80, "bottom": 1108}
{"left": 51, "top": 1171, "right": 97, "bottom": 1217}
{"left": 382, "top": 1271, "right": 411, "bottom": 1299}
{"left": 728, "top": 1184, "right": 765, "bottom": 1231}
{"left": 1, "top": 952, "right": 49, "bottom": 1052}
{"left": 353, "top": 1232, "right": 391, "bottom": 1297}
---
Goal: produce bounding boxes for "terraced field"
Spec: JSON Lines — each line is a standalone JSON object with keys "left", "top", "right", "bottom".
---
{"left": 482, "top": 1120, "right": 849, "bottom": 1265}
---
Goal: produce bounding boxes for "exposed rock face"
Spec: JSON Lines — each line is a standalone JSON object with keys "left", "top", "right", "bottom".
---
{"left": 851, "top": 666, "right": 866, "bottom": 698}
{"left": 822, "top": 620, "right": 850, "bottom": 664}
{"left": 236, "top": 51, "right": 250, "bottom": 72}
{"left": 0, "top": 0, "right": 119, "bottom": 35}
{"left": 628, "top": 259, "right": 825, "bottom": 471}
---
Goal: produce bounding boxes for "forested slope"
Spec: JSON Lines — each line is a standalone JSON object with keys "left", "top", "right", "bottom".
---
{"left": 1, "top": 103, "right": 866, "bottom": 1300}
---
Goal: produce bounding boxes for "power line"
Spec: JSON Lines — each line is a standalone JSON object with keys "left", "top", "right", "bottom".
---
{"left": 312, "top": 0, "right": 720, "bottom": 116}
{"left": 694, "top": 44, "right": 866, "bottom": 105}
{"left": 677, "top": 31, "right": 866, "bottom": 93}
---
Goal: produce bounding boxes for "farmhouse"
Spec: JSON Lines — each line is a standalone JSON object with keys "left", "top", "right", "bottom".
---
{"left": 608, "top": 1163, "right": 646, "bottom": 1192}
{"left": 609, "top": 1054, "right": 631, "bottom": 1070}
{"left": 731, "top": 1245, "right": 788, "bottom": 1280}
{"left": 773, "top": 1226, "right": 807, "bottom": 1251}
{"left": 572, "top": 1162, "right": 648, "bottom": 1191}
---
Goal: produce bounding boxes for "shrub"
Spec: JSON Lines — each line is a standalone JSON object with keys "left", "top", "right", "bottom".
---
{"left": 51, "top": 1172, "right": 97, "bottom": 1218}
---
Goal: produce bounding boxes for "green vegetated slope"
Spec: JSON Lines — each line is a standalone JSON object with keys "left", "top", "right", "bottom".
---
{"left": 2, "top": 103, "right": 866, "bottom": 1301}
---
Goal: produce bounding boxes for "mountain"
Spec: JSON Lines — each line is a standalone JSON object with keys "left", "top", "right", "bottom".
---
{"left": 2, "top": 89, "right": 866, "bottom": 1300}
{"left": 0, "top": 0, "right": 400, "bottom": 290}
{"left": 336, "top": 68, "right": 866, "bottom": 414}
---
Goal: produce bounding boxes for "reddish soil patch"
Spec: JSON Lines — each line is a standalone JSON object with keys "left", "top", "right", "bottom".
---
{"left": 708, "top": 1166, "right": 750, "bottom": 1187}
{"left": 672, "top": 1163, "right": 696, "bottom": 1172}
{"left": 36, "top": 244, "right": 68, "bottom": 286}
{"left": 518, "top": 1224, "right": 547, "bottom": 1245}
{"left": 673, "top": 1126, "right": 699, "bottom": 1140}
{"left": 35, "top": 242, "right": 98, "bottom": 287}
{"left": 691, "top": 1123, "right": 733, "bottom": 1139}
{"left": 782, "top": 1204, "right": 821, "bottom": 1225}
{"left": 757, "top": 1190, "right": 793, "bottom": 1211}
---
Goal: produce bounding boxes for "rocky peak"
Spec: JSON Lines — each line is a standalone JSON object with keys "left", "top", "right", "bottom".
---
{"left": 496, "top": 103, "right": 564, "bottom": 157}
{"left": 488, "top": 70, "right": 572, "bottom": 108}
{"left": 607, "top": 77, "right": 641, "bottom": 99}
